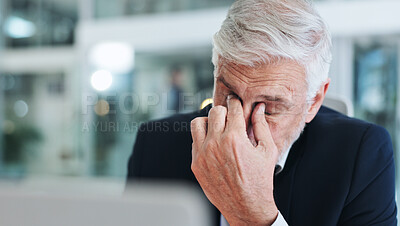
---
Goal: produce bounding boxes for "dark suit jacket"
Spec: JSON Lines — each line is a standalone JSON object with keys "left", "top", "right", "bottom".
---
{"left": 127, "top": 105, "right": 397, "bottom": 226}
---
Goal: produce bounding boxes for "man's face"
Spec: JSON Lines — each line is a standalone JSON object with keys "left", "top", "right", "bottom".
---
{"left": 212, "top": 59, "right": 309, "bottom": 154}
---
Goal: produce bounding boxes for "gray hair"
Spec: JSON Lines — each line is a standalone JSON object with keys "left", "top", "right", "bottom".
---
{"left": 212, "top": 0, "right": 332, "bottom": 101}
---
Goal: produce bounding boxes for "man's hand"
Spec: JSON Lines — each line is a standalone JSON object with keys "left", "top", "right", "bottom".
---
{"left": 191, "top": 96, "right": 280, "bottom": 225}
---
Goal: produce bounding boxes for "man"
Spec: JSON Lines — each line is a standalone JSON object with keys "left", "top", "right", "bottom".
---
{"left": 127, "top": 0, "right": 397, "bottom": 225}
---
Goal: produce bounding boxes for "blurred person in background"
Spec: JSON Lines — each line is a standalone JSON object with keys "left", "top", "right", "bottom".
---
{"left": 167, "top": 66, "right": 185, "bottom": 112}
{"left": 127, "top": 0, "right": 397, "bottom": 225}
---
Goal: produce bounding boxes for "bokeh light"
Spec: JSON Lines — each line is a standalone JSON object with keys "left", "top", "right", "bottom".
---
{"left": 14, "top": 100, "right": 29, "bottom": 118}
{"left": 91, "top": 70, "right": 113, "bottom": 91}
{"left": 94, "top": 99, "right": 110, "bottom": 116}
{"left": 89, "top": 42, "right": 134, "bottom": 74}
{"left": 3, "top": 16, "right": 36, "bottom": 39}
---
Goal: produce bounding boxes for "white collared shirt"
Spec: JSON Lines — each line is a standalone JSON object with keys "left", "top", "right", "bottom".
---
{"left": 220, "top": 148, "right": 291, "bottom": 226}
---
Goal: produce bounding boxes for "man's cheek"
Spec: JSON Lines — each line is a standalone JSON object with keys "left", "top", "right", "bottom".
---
{"left": 268, "top": 124, "right": 280, "bottom": 144}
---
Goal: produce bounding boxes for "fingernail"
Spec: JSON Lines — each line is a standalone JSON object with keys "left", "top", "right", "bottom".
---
{"left": 227, "top": 95, "right": 233, "bottom": 101}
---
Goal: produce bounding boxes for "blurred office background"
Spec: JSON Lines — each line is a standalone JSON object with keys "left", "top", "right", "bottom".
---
{"left": 0, "top": 0, "right": 399, "bottom": 197}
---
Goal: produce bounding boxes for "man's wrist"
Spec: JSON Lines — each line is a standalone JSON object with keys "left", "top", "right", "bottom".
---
{"left": 226, "top": 208, "right": 279, "bottom": 226}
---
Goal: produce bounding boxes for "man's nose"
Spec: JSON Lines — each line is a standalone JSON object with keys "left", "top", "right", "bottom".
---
{"left": 242, "top": 102, "right": 259, "bottom": 146}
{"left": 242, "top": 102, "right": 255, "bottom": 130}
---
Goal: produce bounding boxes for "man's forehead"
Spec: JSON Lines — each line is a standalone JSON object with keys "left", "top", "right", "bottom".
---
{"left": 217, "top": 75, "right": 295, "bottom": 101}
{"left": 217, "top": 59, "right": 305, "bottom": 80}
{"left": 217, "top": 61, "right": 306, "bottom": 89}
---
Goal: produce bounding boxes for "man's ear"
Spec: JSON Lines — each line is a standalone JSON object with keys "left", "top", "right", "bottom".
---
{"left": 305, "top": 78, "right": 330, "bottom": 123}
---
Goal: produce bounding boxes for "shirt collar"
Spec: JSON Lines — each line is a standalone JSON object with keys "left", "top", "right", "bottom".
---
{"left": 274, "top": 146, "right": 291, "bottom": 175}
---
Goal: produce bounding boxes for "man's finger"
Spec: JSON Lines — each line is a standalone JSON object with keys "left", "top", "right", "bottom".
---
{"left": 251, "top": 103, "right": 275, "bottom": 148}
{"left": 207, "top": 106, "right": 227, "bottom": 136}
{"left": 227, "top": 95, "right": 246, "bottom": 131}
{"left": 191, "top": 117, "right": 208, "bottom": 147}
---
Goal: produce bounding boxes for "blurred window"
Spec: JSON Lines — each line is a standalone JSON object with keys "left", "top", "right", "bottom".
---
{"left": 1, "top": 0, "right": 77, "bottom": 48}
{"left": 93, "top": 0, "right": 378, "bottom": 18}
{"left": 0, "top": 73, "right": 74, "bottom": 177}
{"left": 353, "top": 38, "right": 398, "bottom": 162}
{"left": 94, "top": 0, "right": 235, "bottom": 18}
{"left": 85, "top": 51, "right": 214, "bottom": 176}
{"left": 0, "top": 50, "right": 214, "bottom": 178}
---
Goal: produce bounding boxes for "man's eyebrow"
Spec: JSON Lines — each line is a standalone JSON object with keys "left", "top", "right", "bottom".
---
{"left": 216, "top": 76, "right": 235, "bottom": 91}
{"left": 260, "top": 96, "right": 294, "bottom": 111}
{"left": 257, "top": 95, "right": 289, "bottom": 103}
{"left": 217, "top": 76, "right": 291, "bottom": 104}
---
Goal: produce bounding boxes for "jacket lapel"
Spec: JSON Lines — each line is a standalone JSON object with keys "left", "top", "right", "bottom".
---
{"left": 273, "top": 125, "right": 307, "bottom": 223}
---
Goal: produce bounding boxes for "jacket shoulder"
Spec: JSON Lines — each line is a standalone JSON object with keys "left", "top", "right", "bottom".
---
{"left": 306, "top": 106, "right": 392, "bottom": 160}
{"left": 139, "top": 110, "right": 203, "bottom": 134}
{"left": 311, "top": 106, "right": 372, "bottom": 134}
{"left": 127, "top": 107, "right": 209, "bottom": 181}
{"left": 286, "top": 106, "right": 396, "bottom": 225}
